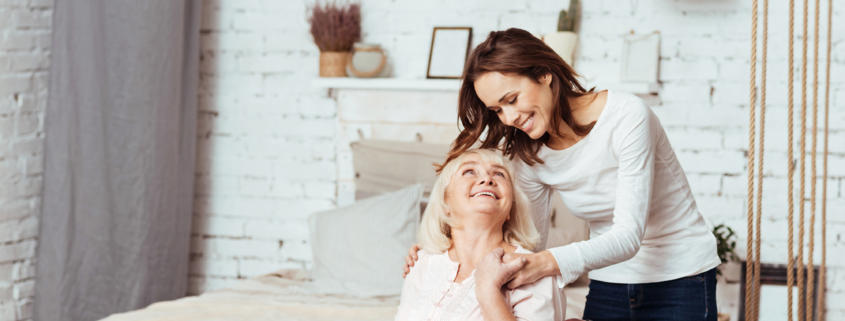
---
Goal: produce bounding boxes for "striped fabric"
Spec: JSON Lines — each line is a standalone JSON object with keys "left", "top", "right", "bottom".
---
{"left": 307, "top": 183, "right": 424, "bottom": 297}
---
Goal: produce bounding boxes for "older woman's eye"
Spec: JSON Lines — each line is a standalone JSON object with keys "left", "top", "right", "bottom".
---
{"left": 463, "top": 169, "right": 475, "bottom": 175}
{"left": 495, "top": 172, "right": 506, "bottom": 177}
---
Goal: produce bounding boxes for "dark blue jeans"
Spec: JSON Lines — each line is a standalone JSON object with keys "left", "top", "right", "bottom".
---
{"left": 582, "top": 268, "right": 718, "bottom": 321}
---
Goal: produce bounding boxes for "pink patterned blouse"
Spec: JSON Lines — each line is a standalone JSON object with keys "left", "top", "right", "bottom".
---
{"left": 395, "top": 246, "right": 566, "bottom": 321}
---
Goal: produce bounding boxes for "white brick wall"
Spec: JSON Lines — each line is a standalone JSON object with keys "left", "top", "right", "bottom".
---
{"left": 192, "top": 0, "right": 845, "bottom": 319}
{"left": 1, "top": 0, "right": 836, "bottom": 318}
{"left": 190, "top": 0, "right": 332, "bottom": 294}
{"left": 0, "top": 0, "right": 51, "bottom": 320}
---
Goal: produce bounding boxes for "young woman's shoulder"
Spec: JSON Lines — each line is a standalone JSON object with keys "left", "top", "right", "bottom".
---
{"left": 608, "top": 90, "right": 651, "bottom": 118}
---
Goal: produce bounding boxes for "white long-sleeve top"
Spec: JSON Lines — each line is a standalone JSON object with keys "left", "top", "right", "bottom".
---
{"left": 515, "top": 90, "right": 721, "bottom": 286}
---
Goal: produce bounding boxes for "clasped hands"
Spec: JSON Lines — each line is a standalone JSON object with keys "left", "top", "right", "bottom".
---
{"left": 402, "top": 244, "right": 557, "bottom": 290}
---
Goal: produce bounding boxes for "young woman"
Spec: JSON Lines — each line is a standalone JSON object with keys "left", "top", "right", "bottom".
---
{"left": 404, "top": 28, "right": 721, "bottom": 320}
{"left": 395, "top": 149, "right": 565, "bottom": 321}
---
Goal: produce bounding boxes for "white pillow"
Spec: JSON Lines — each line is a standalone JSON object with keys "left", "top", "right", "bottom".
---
{"left": 307, "top": 183, "right": 423, "bottom": 297}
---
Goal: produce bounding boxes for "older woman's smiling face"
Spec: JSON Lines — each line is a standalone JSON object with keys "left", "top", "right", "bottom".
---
{"left": 444, "top": 154, "right": 513, "bottom": 223}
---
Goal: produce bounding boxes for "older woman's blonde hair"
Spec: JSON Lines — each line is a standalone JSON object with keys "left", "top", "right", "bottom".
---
{"left": 418, "top": 148, "right": 540, "bottom": 253}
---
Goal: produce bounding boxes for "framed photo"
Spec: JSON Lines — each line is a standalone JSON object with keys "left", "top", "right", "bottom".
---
{"left": 620, "top": 32, "right": 660, "bottom": 83}
{"left": 426, "top": 27, "right": 472, "bottom": 79}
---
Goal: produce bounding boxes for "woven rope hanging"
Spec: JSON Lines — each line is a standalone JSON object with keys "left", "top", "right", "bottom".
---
{"left": 746, "top": 0, "right": 832, "bottom": 319}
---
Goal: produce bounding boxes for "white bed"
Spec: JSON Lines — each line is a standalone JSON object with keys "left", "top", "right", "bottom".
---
{"left": 102, "top": 268, "right": 588, "bottom": 321}
{"left": 101, "top": 140, "right": 591, "bottom": 320}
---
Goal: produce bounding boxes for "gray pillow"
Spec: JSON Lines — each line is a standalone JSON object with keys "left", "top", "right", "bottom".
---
{"left": 307, "top": 183, "right": 423, "bottom": 297}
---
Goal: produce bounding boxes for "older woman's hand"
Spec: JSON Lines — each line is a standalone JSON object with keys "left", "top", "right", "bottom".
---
{"left": 474, "top": 248, "right": 527, "bottom": 292}
{"left": 501, "top": 250, "right": 560, "bottom": 289}
{"left": 472, "top": 248, "right": 526, "bottom": 321}
{"left": 401, "top": 243, "right": 421, "bottom": 278}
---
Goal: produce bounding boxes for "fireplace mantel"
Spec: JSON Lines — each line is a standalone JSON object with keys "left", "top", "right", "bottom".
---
{"left": 312, "top": 78, "right": 460, "bottom": 91}
{"left": 312, "top": 77, "right": 660, "bottom": 94}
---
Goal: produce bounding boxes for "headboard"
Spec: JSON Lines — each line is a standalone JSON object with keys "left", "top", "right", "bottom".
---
{"left": 350, "top": 139, "right": 590, "bottom": 283}
{"left": 351, "top": 139, "right": 449, "bottom": 200}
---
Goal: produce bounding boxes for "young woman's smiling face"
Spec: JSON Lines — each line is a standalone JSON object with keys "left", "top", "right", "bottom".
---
{"left": 444, "top": 154, "right": 513, "bottom": 223}
{"left": 474, "top": 72, "right": 555, "bottom": 139}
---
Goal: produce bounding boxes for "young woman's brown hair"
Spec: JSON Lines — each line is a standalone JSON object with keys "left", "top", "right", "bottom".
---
{"left": 438, "top": 28, "right": 594, "bottom": 172}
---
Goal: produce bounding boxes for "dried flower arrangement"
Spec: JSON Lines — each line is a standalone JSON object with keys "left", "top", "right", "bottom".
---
{"left": 307, "top": 1, "right": 361, "bottom": 52}
{"left": 307, "top": 1, "right": 361, "bottom": 77}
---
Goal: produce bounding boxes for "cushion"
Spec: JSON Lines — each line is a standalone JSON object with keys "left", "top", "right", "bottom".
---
{"left": 307, "top": 183, "right": 424, "bottom": 297}
{"left": 351, "top": 139, "right": 449, "bottom": 200}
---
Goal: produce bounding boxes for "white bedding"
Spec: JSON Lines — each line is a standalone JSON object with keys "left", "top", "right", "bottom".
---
{"left": 101, "top": 269, "right": 588, "bottom": 321}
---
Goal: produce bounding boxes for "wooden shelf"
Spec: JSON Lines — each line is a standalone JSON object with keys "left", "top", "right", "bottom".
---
{"left": 312, "top": 78, "right": 461, "bottom": 91}
{"left": 312, "top": 77, "right": 661, "bottom": 95}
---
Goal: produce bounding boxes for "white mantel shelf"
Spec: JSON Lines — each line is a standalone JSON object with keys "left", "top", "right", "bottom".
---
{"left": 312, "top": 77, "right": 461, "bottom": 91}
{"left": 312, "top": 77, "right": 661, "bottom": 94}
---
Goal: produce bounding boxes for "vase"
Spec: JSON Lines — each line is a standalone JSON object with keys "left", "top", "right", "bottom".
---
{"left": 543, "top": 31, "right": 578, "bottom": 66}
{"left": 346, "top": 43, "right": 387, "bottom": 78}
{"left": 319, "top": 51, "right": 349, "bottom": 77}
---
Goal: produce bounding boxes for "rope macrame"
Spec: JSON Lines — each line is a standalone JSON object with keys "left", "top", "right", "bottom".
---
{"left": 786, "top": 0, "right": 796, "bottom": 318}
{"left": 745, "top": 0, "right": 758, "bottom": 318}
{"left": 748, "top": 1, "right": 831, "bottom": 319}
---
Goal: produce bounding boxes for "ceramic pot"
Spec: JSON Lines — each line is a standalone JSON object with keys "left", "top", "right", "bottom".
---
{"left": 543, "top": 31, "right": 578, "bottom": 66}
{"left": 319, "top": 51, "right": 349, "bottom": 77}
{"left": 347, "top": 43, "right": 387, "bottom": 78}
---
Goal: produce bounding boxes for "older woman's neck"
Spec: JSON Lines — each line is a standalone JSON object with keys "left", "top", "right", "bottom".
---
{"left": 448, "top": 226, "right": 515, "bottom": 268}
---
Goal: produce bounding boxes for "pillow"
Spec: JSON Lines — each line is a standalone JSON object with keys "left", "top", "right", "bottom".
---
{"left": 306, "top": 183, "right": 423, "bottom": 297}
{"left": 351, "top": 139, "right": 449, "bottom": 200}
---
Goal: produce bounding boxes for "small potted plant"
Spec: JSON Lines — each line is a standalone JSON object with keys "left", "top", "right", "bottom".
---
{"left": 713, "top": 223, "right": 739, "bottom": 278}
{"left": 307, "top": 1, "right": 361, "bottom": 77}
{"left": 543, "top": 0, "right": 579, "bottom": 66}
{"left": 712, "top": 223, "right": 738, "bottom": 321}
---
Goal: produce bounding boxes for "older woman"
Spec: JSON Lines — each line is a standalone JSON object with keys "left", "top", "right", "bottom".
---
{"left": 395, "top": 149, "right": 565, "bottom": 321}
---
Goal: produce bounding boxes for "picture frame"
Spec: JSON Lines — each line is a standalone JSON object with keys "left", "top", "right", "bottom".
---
{"left": 426, "top": 27, "right": 473, "bottom": 79}
{"left": 620, "top": 32, "right": 660, "bottom": 83}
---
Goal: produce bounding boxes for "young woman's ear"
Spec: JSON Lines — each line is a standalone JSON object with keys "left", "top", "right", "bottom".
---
{"left": 541, "top": 73, "right": 553, "bottom": 87}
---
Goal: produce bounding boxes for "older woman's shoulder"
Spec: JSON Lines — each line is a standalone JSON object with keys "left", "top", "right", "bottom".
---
{"left": 514, "top": 245, "right": 533, "bottom": 254}
{"left": 413, "top": 248, "right": 447, "bottom": 270}
{"left": 511, "top": 246, "right": 564, "bottom": 293}
{"left": 508, "top": 258, "right": 566, "bottom": 319}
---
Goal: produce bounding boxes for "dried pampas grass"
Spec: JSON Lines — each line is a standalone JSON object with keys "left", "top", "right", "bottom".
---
{"left": 307, "top": 1, "right": 361, "bottom": 52}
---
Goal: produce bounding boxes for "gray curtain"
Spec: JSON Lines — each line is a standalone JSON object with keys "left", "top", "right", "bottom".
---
{"left": 34, "top": 1, "right": 201, "bottom": 320}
